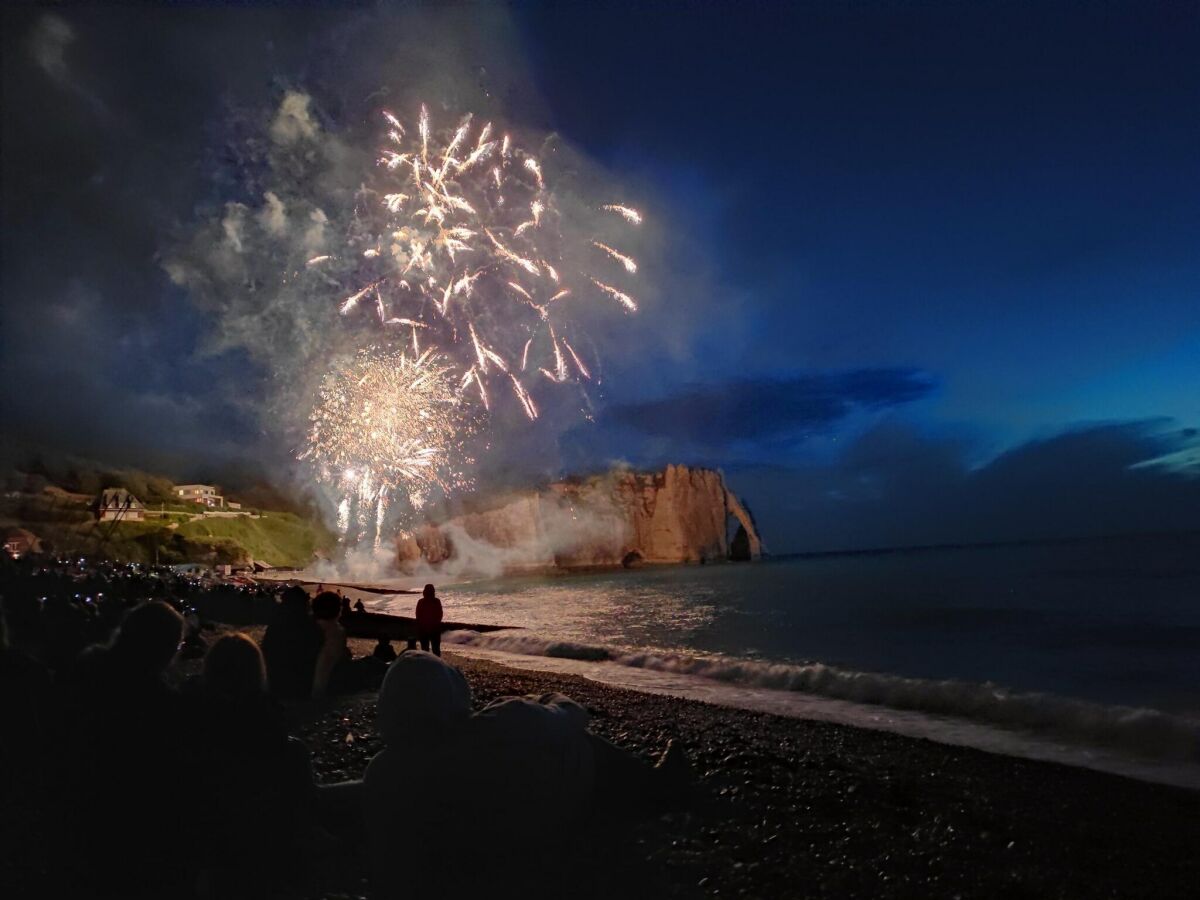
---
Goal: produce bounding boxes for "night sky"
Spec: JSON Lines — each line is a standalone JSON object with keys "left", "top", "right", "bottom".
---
{"left": 2, "top": 1, "right": 1198, "bottom": 552}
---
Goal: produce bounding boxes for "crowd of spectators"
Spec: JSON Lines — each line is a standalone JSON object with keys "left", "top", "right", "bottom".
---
{"left": 0, "top": 552, "right": 690, "bottom": 900}
{"left": 0, "top": 554, "right": 337, "bottom": 898}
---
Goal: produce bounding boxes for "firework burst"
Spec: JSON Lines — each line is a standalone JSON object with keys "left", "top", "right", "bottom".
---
{"left": 299, "top": 106, "right": 643, "bottom": 539}
{"left": 314, "top": 105, "right": 643, "bottom": 420}
{"left": 301, "top": 347, "right": 473, "bottom": 544}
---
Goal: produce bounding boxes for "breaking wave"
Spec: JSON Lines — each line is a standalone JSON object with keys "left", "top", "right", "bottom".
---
{"left": 444, "top": 631, "right": 1200, "bottom": 762}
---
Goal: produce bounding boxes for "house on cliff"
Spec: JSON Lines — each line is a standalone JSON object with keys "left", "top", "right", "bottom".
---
{"left": 4, "top": 527, "right": 41, "bottom": 558}
{"left": 175, "top": 483, "right": 226, "bottom": 508}
{"left": 93, "top": 488, "right": 145, "bottom": 522}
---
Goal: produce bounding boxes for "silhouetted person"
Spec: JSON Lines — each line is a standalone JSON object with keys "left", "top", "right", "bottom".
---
{"left": 415, "top": 583, "right": 443, "bottom": 656}
{"left": 0, "top": 604, "right": 54, "bottom": 876}
{"left": 353, "top": 598, "right": 366, "bottom": 614}
{"left": 195, "top": 633, "right": 318, "bottom": 883}
{"left": 72, "top": 598, "right": 184, "bottom": 695}
{"left": 205, "top": 631, "right": 270, "bottom": 695}
{"left": 0, "top": 603, "right": 52, "bottom": 763}
{"left": 312, "top": 590, "right": 350, "bottom": 698}
{"left": 313, "top": 591, "right": 387, "bottom": 697}
{"left": 360, "top": 652, "right": 691, "bottom": 897}
{"left": 372, "top": 638, "right": 397, "bottom": 663}
{"left": 68, "top": 601, "right": 198, "bottom": 896}
{"left": 262, "top": 585, "right": 322, "bottom": 699}
{"left": 361, "top": 651, "right": 473, "bottom": 895}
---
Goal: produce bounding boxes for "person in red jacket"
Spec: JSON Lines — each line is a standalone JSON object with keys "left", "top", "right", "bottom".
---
{"left": 415, "top": 584, "right": 443, "bottom": 656}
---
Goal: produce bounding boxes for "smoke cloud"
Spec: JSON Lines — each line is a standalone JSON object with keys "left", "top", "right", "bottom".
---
{"left": 405, "top": 493, "right": 633, "bottom": 581}
{"left": 162, "top": 7, "right": 667, "bottom": 536}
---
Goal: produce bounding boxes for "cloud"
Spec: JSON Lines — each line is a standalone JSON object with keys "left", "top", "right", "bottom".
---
{"left": 221, "top": 203, "right": 248, "bottom": 253}
{"left": 3, "top": 5, "right": 725, "bottom": 503}
{"left": 28, "top": 14, "right": 73, "bottom": 82}
{"left": 26, "top": 13, "right": 109, "bottom": 119}
{"left": 728, "top": 419, "right": 1200, "bottom": 554}
{"left": 605, "top": 368, "right": 937, "bottom": 442}
{"left": 0, "top": 279, "right": 260, "bottom": 476}
{"left": 258, "top": 192, "right": 288, "bottom": 236}
{"left": 1132, "top": 436, "right": 1200, "bottom": 477}
{"left": 270, "top": 90, "right": 320, "bottom": 144}
{"left": 303, "top": 207, "right": 328, "bottom": 254}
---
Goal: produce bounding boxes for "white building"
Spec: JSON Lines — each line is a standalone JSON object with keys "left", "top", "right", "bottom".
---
{"left": 176, "top": 484, "right": 225, "bottom": 508}
{"left": 94, "top": 488, "right": 145, "bottom": 521}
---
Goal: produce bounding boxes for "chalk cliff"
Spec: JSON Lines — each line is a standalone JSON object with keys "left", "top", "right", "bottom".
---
{"left": 396, "top": 464, "right": 762, "bottom": 571}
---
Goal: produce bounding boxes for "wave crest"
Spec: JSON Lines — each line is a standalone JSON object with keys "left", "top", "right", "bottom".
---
{"left": 444, "top": 631, "right": 1200, "bottom": 761}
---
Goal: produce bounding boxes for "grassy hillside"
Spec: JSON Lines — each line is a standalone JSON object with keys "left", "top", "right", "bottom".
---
{"left": 174, "top": 513, "right": 329, "bottom": 567}
{"left": 2, "top": 491, "right": 335, "bottom": 568}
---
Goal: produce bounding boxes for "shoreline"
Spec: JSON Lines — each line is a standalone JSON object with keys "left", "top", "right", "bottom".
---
{"left": 443, "top": 642, "right": 1200, "bottom": 792}
{"left": 296, "top": 641, "right": 1200, "bottom": 898}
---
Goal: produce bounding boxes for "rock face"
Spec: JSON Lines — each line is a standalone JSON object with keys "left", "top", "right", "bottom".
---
{"left": 396, "top": 464, "right": 762, "bottom": 572}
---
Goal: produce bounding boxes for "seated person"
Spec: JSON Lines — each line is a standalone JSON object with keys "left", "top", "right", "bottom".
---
{"left": 0, "top": 606, "right": 53, "bottom": 868}
{"left": 262, "top": 585, "right": 322, "bottom": 700}
{"left": 312, "top": 591, "right": 386, "bottom": 698}
{"left": 312, "top": 591, "right": 349, "bottom": 699}
{"left": 195, "top": 633, "right": 317, "bottom": 869}
{"left": 371, "top": 638, "right": 397, "bottom": 663}
{"left": 360, "top": 651, "right": 689, "bottom": 897}
{"left": 67, "top": 602, "right": 199, "bottom": 896}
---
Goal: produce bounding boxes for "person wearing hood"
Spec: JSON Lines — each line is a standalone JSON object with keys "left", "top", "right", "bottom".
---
{"left": 193, "top": 633, "right": 319, "bottom": 881}
{"left": 65, "top": 601, "right": 200, "bottom": 896}
{"left": 262, "top": 585, "right": 322, "bottom": 700}
{"left": 360, "top": 652, "right": 689, "bottom": 897}
{"left": 361, "top": 651, "right": 593, "bottom": 894}
{"left": 311, "top": 590, "right": 350, "bottom": 699}
{"left": 414, "top": 583, "right": 443, "bottom": 655}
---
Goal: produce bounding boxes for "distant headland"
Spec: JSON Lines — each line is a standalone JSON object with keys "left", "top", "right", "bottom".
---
{"left": 396, "top": 464, "right": 763, "bottom": 573}
{"left": 3, "top": 457, "right": 762, "bottom": 576}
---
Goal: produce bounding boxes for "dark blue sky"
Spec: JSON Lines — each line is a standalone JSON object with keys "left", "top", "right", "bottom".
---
{"left": 518, "top": 2, "right": 1200, "bottom": 434}
{"left": 2, "top": 2, "right": 1198, "bottom": 551}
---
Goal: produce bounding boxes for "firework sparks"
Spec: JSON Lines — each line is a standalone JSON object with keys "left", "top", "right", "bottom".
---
{"left": 563, "top": 338, "right": 591, "bottom": 379}
{"left": 601, "top": 204, "right": 643, "bottom": 225}
{"left": 592, "top": 241, "right": 638, "bottom": 274}
{"left": 301, "top": 347, "right": 473, "bottom": 541}
{"left": 339, "top": 281, "right": 379, "bottom": 315}
{"left": 325, "top": 105, "right": 643, "bottom": 420}
{"left": 301, "top": 106, "right": 644, "bottom": 541}
{"left": 588, "top": 277, "right": 638, "bottom": 312}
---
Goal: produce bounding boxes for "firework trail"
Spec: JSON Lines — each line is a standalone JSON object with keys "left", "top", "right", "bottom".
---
{"left": 299, "top": 105, "right": 643, "bottom": 539}
{"left": 300, "top": 347, "right": 473, "bottom": 544}
{"left": 318, "top": 105, "right": 643, "bottom": 421}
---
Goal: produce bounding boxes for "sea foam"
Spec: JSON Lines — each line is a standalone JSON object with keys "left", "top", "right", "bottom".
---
{"left": 444, "top": 630, "right": 1200, "bottom": 762}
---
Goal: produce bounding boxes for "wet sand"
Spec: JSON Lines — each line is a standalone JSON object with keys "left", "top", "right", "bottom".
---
{"left": 289, "top": 643, "right": 1200, "bottom": 899}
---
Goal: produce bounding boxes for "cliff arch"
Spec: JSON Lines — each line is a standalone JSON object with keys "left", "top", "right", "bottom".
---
{"left": 724, "top": 489, "right": 762, "bottom": 560}
{"left": 395, "top": 465, "right": 764, "bottom": 572}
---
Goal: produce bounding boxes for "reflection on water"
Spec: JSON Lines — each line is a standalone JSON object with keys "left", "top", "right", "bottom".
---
{"left": 373, "top": 534, "right": 1200, "bottom": 788}
{"left": 382, "top": 533, "right": 1200, "bottom": 715}
{"left": 430, "top": 571, "right": 722, "bottom": 649}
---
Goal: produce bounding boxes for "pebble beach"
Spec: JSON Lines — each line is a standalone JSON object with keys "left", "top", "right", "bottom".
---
{"left": 287, "top": 642, "right": 1200, "bottom": 899}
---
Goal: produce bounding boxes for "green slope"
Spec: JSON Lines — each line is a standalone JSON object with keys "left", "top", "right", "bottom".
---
{"left": 174, "top": 513, "right": 330, "bottom": 567}
{"left": 2, "top": 493, "right": 335, "bottom": 567}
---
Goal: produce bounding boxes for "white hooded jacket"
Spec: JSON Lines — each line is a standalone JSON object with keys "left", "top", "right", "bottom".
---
{"left": 362, "top": 651, "right": 596, "bottom": 889}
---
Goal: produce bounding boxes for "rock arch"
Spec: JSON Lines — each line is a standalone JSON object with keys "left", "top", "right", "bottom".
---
{"left": 724, "top": 488, "right": 762, "bottom": 560}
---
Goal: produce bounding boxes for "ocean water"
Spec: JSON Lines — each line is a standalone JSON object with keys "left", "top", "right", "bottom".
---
{"left": 377, "top": 532, "right": 1200, "bottom": 789}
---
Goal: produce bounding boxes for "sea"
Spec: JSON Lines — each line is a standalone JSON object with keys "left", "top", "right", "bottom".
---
{"left": 375, "top": 532, "right": 1200, "bottom": 790}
